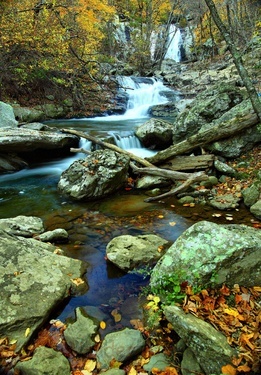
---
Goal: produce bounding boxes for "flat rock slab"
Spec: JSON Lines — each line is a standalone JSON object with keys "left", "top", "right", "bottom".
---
{"left": 0, "top": 229, "right": 86, "bottom": 351}
{"left": 0, "top": 127, "right": 79, "bottom": 153}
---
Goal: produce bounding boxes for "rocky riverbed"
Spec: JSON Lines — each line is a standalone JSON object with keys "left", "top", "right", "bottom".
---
{"left": 0, "top": 44, "right": 261, "bottom": 374}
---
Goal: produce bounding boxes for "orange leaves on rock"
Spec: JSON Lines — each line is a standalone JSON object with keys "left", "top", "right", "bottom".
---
{"left": 183, "top": 284, "right": 261, "bottom": 372}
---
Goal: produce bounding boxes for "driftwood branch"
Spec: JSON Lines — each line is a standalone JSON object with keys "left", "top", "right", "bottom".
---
{"left": 147, "top": 110, "right": 259, "bottom": 164}
{"left": 62, "top": 128, "right": 155, "bottom": 168}
{"left": 130, "top": 162, "right": 208, "bottom": 201}
{"left": 70, "top": 147, "right": 91, "bottom": 155}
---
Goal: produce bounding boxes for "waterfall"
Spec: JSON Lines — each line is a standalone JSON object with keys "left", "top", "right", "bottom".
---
{"left": 164, "top": 25, "right": 183, "bottom": 62}
{"left": 89, "top": 76, "right": 171, "bottom": 121}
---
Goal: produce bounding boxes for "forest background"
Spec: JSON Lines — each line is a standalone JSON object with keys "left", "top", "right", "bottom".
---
{"left": 0, "top": 0, "right": 260, "bottom": 116}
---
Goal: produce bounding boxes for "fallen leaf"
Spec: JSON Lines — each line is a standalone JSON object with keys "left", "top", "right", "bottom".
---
{"left": 70, "top": 278, "right": 85, "bottom": 286}
{"left": 223, "top": 307, "right": 240, "bottom": 317}
{"left": 84, "top": 359, "right": 96, "bottom": 372}
{"left": 128, "top": 366, "right": 137, "bottom": 375}
{"left": 111, "top": 309, "right": 121, "bottom": 323}
{"left": 221, "top": 364, "right": 237, "bottom": 375}
{"left": 25, "top": 328, "right": 30, "bottom": 337}
{"left": 169, "top": 221, "right": 176, "bottom": 226}
{"left": 100, "top": 321, "right": 106, "bottom": 330}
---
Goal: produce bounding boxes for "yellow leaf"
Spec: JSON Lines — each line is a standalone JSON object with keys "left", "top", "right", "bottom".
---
{"left": 128, "top": 366, "right": 137, "bottom": 375}
{"left": 223, "top": 308, "right": 239, "bottom": 317}
{"left": 25, "top": 328, "right": 30, "bottom": 337}
{"left": 100, "top": 321, "right": 106, "bottom": 329}
{"left": 111, "top": 309, "right": 122, "bottom": 323}
{"left": 169, "top": 221, "right": 176, "bottom": 226}
{"left": 158, "top": 215, "right": 164, "bottom": 219}
{"left": 84, "top": 359, "right": 96, "bottom": 372}
{"left": 94, "top": 334, "right": 101, "bottom": 343}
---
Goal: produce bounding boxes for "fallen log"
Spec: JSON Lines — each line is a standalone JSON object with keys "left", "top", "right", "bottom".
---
{"left": 62, "top": 128, "right": 155, "bottom": 168}
{"left": 160, "top": 154, "right": 215, "bottom": 171}
{"left": 130, "top": 162, "right": 208, "bottom": 181}
{"left": 146, "top": 110, "right": 259, "bottom": 164}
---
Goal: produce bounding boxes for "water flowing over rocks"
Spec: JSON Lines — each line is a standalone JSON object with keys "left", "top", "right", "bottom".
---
{"left": 58, "top": 149, "right": 130, "bottom": 201}
{"left": 96, "top": 328, "right": 145, "bottom": 370}
{"left": 150, "top": 220, "right": 261, "bottom": 291}
{"left": 106, "top": 234, "right": 170, "bottom": 271}
{"left": 0, "top": 216, "right": 86, "bottom": 351}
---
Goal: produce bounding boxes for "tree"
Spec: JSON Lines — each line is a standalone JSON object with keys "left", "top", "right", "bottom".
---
{"left": 0, "top": 0, "right": 116, "bottom": 108}
{"left": 203, "top": 0, "right": 261, "bottom": 120}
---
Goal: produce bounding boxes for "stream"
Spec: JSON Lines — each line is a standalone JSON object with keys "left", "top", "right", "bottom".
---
{"left": 0, "top": 77, "right": 256, "bottom": 332}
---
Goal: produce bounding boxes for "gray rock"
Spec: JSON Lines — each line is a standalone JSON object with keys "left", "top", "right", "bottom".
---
{"left": 0, "top": 127, "right": 79, "bottom": 153}
{"left": 15, "top": 346, "right": 71, "bottom": 375}
{"left": 143, "top": 352, "right": 172, "bottom": 373}
{"left": 0, "top": 229, "right": 86, "bottom": 350}
{"left": 97, "top": 328, "right": 145, "bottom": 370}
{"left": 181, "top": 348, "right": 203, "bottom": 375}
{"left": 0, "top": 215, "right": 44, "bottom": 237}
{"left": 250, "top": 199, "right": 261, "bottom": 220}
{"left": 150, "top": 221, "right": 261, "bottom": 290}
{"left": 64, "top": 307, "right": 99, "bottom": 354}
{"left": 135, "top": 118, "right": 174, "bottom": 149}
{"left": 58, "top": 149, "right": 130, "bottom": 201}
{"left": 242, "top": 182, "right": 260, "bottom": 207}
{"left": 0, "top": 101, "right": 18, "bottom": 128}
{"left": 36, "top": 228, "right": 69, "bottom": 243}
{"left": 149, "top": 102, "right": 179, "bottom": 118}
{"left": 208, "top": 193, "right": 241, "bottom": 210}
{"left": 214, "top": 159, "right": 237, "bottom": 176}
{"left": 106, "top": 234, "right": 169, "bottom": 271}
{"left": 164, "top": 305, "right": 236, "bottom": 375}
{"left": 0, "top": 153, "right": 28, "bottom": 172}
{"left": 172, "top": 81, "right": 244, "bottom": 144}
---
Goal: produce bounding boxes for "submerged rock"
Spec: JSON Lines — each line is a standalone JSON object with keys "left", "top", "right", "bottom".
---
{"left": 106, "top": 234, "right": 170, "bottom": 271}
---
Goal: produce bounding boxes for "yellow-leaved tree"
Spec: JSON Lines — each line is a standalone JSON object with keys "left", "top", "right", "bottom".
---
{"left": 0, "top": 0, "right": 116, "bottom": 111}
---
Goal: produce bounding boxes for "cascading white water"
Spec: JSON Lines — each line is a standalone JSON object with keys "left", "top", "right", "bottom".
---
{"left": 164, "top": 25, "right": 183, "bottom": 62}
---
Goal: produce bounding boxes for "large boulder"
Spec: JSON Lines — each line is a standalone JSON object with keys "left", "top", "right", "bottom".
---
{"left": 0, "top": 101, "right": 18, "bottom": 128}
{"left": 172, "top": 81, "right": 244, "bottom": 143}
{"left": 135, "top": 118, "right": 174, "bottom": 149}
{"left": 150, "top": 221, "right": 261, "bottom": 291}
{"left": 0, "top": 228, "right": 86, "bottom": 350}
{"left": 58, "top": 149, "right": 130, "bottom": 201}
{"left": 106, "top": 234, "right": 170, "bottom": 271}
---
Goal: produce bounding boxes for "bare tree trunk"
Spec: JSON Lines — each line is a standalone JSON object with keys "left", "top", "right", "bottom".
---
{"left": 204, "top": 0, "right": 261, "bottom": 120}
